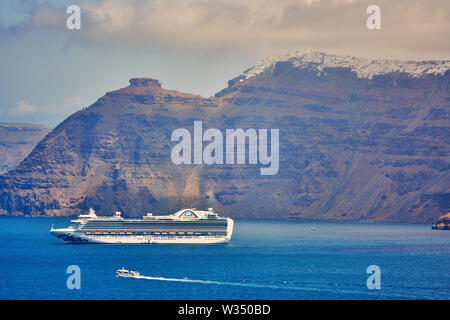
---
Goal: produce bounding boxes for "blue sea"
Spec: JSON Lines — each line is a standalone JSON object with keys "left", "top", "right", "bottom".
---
{"left": 0, "top": 217, "right": 449, "bottom": 300}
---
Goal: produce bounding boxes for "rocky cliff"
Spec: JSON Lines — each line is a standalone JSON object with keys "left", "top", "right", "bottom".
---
{"left": 0, "top": 50, "right": 449, "bottom": 222}
{"left": 0, "top": 123, "right": 52, "bottom": 174}
{"left": 432, "top": 212, "right": 450, "bottom": 230}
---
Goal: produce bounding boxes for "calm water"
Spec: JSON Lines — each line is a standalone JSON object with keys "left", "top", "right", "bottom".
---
{"left": 0, "top": 217, "right": 449, "bottom": 300}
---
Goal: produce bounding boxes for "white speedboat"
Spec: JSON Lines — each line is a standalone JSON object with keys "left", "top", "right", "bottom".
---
{"left": 116, "top": 267, "right": 140, "bottom": 278}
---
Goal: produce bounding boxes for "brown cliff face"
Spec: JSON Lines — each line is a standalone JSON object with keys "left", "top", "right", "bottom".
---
{"left": 438, "top": 212, "right": 450, "bottom": 223}
{"left": 432, "top": 212, "right": 450, "bottom": 230}
{"left": 0, "top": 56, "right": 449, "bottom": 222}
{"left": 0, "top": 123, "right": 52, "bottom": 174}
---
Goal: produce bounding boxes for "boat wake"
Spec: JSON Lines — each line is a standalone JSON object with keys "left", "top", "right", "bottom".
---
{"left": 128, "top": 274, "right": 315, "bottom": 292}
{"left": 119, "top": 272, "right": 421, "bottom": 298}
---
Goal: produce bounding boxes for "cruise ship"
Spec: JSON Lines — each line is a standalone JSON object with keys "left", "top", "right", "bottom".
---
{"left": 50, "top": 208, "right": 234, "bottom": 244}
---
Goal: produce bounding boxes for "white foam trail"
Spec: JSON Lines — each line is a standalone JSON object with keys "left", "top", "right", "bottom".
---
{"left": 135, "top": 275, "right": 291, "bottom": 290}
{"left": 121, "top": 274, "right": 420, "bottom": 298}
{"left": 132, "top": 275, "right": 350, "bottom": 293}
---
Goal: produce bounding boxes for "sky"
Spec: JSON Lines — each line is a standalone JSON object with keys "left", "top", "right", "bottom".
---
{"left": 0, "top": 0, "right": 449, "bottom": 127}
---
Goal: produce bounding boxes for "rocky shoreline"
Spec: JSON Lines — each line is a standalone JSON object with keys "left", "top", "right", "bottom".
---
{"left": 432, "top": 212, "right": 450, "bottom": 230}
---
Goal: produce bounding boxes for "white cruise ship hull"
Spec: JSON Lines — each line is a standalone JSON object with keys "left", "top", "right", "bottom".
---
{"left": 51, "top": 216, "right": 234, "bottom": 244}
{"left": 51, "top": 231, "right": 232, "bottom": 244}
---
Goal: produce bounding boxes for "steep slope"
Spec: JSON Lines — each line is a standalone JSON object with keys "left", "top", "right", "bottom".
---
{"left": 0, "top": 51, "right": 449, "bottom": 222}
{"left": 215, "top": 50, "right": 450, "bottom": 222}
{"left": 0, "top": 123, "right": 52, "bottom": 173}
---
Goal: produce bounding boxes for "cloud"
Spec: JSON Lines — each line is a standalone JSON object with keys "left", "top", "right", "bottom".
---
{"left": 8, "top": 97, "right": 82, "bottom": 116}
{"left": 9, "top": 101, "right": 38, "bottom": 116}
{"left": 30, "top": 4, "right": 66, "bottom": 29}
{"left": 3, "top": 0, "right": 450, "bottom": 59}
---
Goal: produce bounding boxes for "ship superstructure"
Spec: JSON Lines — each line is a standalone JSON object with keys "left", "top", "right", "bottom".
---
{"left": 50, "top": 208, "right": 234, "bottom": 244}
